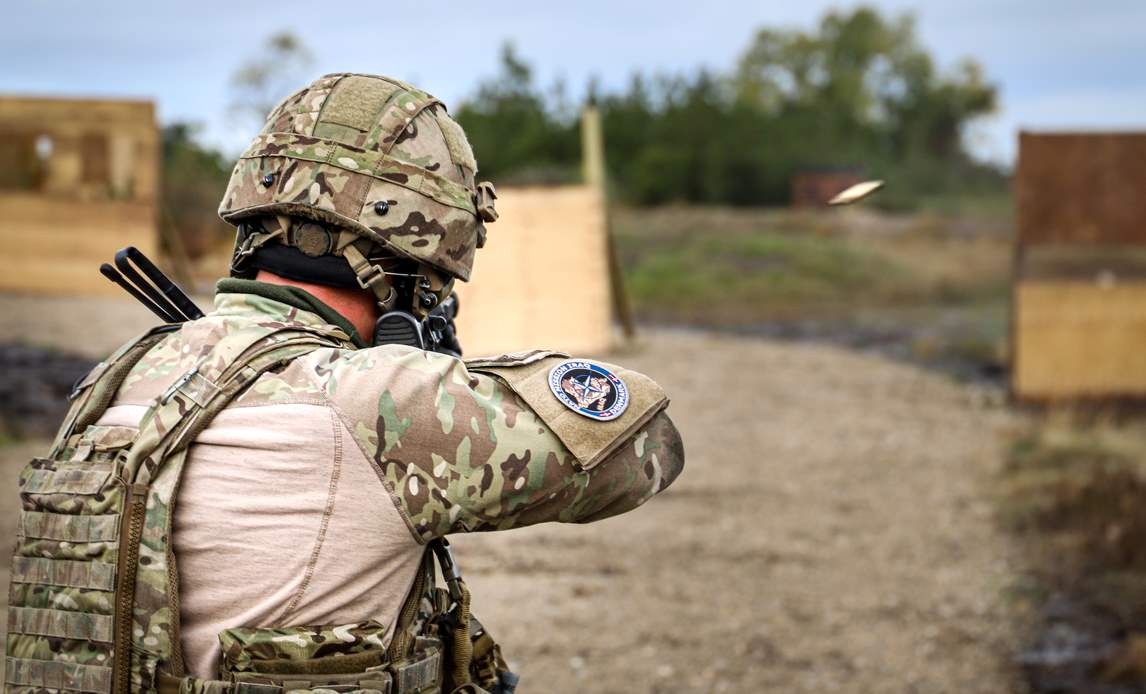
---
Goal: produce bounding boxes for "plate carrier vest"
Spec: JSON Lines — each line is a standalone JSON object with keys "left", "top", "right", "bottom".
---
{"left": 5, "top": 321, "right": 512, "bottom": 694}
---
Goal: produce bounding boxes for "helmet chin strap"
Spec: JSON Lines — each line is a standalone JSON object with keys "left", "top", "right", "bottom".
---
{"left": 334, "top": 231, "right": 460, "bottom": 350}
{"left": 235, "top": 219, "right": 459, "bottom": 349}
{"left": 339, "top": 238, "right": 400, "bottom": 314}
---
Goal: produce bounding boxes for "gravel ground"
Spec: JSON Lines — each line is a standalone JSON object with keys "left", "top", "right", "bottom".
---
{"left": 454, "top": 330, "right": 1026, "bottom": 693}
{"left": 0, "top": 295, "right": 1028, "bottom": 692}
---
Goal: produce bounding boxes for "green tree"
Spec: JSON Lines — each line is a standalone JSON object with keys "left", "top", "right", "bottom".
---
{"left": 160, "top": 123, "right": 232, "bottom": 258}
{"left": 453, "top": 43, "right": 580, "bottom": 184}
{"left": 455, "top": 7, "right": 1001, "bottom": 207}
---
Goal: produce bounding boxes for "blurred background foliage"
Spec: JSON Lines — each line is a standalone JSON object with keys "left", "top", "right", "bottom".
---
{"left": 162, "top": 30, "right": 316, "bottom": 259}
{"left": 161, "top": 123, "right": 232, "bottom": 258}
{"left": 454, "top": 6, "right": 1005, "bottom": 208}
{"left": 162, "top": 6, "right": 1007, "bottom": 229}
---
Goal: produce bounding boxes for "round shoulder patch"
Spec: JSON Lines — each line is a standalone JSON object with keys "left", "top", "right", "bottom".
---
{"left": 548, "top": 360, "right": 630, "bottom": 421}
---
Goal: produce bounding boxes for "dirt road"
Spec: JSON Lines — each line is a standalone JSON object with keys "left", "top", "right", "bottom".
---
{"left": 454, "top": 330, "right": 1024, "bottom": 693}
{"left": 0, "top": 295, "right": 1027, "bottom": 692}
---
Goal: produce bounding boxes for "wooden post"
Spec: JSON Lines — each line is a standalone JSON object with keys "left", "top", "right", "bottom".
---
{"left": 581, "top": 106, "right": 606, "bottom": 188}
{"left": 581, "top": 105, "right": 636, "bottom": 341}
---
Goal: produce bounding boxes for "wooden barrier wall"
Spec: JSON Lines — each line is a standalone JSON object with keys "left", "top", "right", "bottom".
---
{"left": 1016, "top": 133, "right": 1146, "bottom": 245}
{"left": 1013, "top": 132, "right": 1146, "bottom": 401}
{"left": 454, "top": 185, "right": 612, "bottom": 356}
{"left": 1014, "top": 281, "right": 1146, "bottom": 399}
{"left": 0, "top": 97, "right": 158, "bottom": 294}
{"left": 0, "top": 194, "right": 156, "bottom": 295}
{"left": 0, "top": 178, "right": 613, "bottom": 355}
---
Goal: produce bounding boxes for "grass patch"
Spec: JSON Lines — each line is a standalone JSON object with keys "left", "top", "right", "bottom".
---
{"left": 999, "top": 422, "right": 1146, "bottom": 689}
{"left": 624, "top": 230, "right": 913, "bottom": 322}
{"left": 1000, "top": 428, "right": 1146, "bottom": 570}
{"left": 912, "top": 192, "right": 1014, "bottom": 222}
{"left": 613, "top": 204, "right": 1011, "bottom": 325}
{"left": 612, "top": 205, "right": 1013, "bottom": 379}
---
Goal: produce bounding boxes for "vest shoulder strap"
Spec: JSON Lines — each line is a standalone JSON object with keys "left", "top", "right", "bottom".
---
{"left": 116, "top": 325, "right": 341, "bottom": 691}
{"left": 50, "top": 325, "right": 179, "bottom": 457}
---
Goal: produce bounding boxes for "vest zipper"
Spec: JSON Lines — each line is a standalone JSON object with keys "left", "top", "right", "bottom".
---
{"left": 113, "top": 483, "right": 148, "bottom": 694}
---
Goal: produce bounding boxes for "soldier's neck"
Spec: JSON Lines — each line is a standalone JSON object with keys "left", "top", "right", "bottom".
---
{"left": 255, "top": 270, "right": 379, "bottom": 342}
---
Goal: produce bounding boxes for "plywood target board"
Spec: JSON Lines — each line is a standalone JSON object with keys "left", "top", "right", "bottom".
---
{"left": 1013, "top": 281, "right": 1146, "bottom": 399}
{"left": 0, "top": 195, "right": 156, "bottom": 295}
{"left": 1013, "top": 132, "right": 1146, "bottom": 401}
{"left": 0, "top": 96, "right": 158, "bottom": 295}
{"left": 1016, "top": 132, "right": 1146, "bottom": 245}
{"left": 454, "top": 185, "right": 612, "bottom": 357}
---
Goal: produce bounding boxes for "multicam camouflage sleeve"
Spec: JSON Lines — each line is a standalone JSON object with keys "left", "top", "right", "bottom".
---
{"left": 312, "top": 346, "right": 684, "bottom": 543}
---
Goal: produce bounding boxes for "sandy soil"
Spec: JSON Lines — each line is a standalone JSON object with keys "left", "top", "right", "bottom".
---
{"left": 0, "top": 295, "right": 1028, "bottom": 692}
{"left": 455, "top": 331, "right": 1026, "bottom": 693}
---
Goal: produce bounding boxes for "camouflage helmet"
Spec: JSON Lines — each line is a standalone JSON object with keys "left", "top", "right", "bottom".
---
{"left": 219, "top": 73, "right": 498, "bottom": 313}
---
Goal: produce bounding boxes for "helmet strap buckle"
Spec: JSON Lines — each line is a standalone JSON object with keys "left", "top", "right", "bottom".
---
{"left": 231, "top": 225, "right": 284, "bottom": 274}
{"left": 475, "top": 181, "right": 499, "bottom": 223}
{"left": 342, "top": 243, "right": 399, "bottom": 312}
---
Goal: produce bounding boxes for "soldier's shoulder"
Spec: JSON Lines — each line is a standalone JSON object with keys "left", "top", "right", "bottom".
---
{"left": 288, "top": 343, "right": 469, "bottom": 411}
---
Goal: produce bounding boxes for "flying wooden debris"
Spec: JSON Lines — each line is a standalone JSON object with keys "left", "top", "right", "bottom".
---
{"left": 828, "top": 180, "right": 884, "bottom": 206}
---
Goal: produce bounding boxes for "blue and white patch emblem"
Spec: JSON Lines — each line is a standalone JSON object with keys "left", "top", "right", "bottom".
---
{"left": 548, "top": 360, "right": 630, "bottom": 421}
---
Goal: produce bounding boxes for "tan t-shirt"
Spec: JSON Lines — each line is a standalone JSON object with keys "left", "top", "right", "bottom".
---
{"left": 98, "top": 402, "right": 424, "bottom": 678}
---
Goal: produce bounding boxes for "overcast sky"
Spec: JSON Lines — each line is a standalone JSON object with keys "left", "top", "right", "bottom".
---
{"left": 2, "top": 0, "right": 1143, "bottom": 165}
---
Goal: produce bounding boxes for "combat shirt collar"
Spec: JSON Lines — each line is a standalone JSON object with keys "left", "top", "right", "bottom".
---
{"left": 214, "top": 278, "right": 368, "bottom": 348}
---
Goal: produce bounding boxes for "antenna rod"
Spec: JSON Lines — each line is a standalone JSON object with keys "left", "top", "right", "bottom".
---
{"left": 112, "top": 248, "right": 193, "bottom": 322}
{"left": 99, "top": 264, "right": 182, "bottom": 323}
{"left": 124, "top": 246, "right": 205, "bottom": 320}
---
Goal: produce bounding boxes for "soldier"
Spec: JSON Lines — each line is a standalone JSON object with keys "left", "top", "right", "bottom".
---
{"left": 5, "top": 74, "right": 684, "bottom": 694}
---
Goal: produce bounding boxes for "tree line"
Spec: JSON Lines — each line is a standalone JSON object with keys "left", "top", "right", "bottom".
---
{"left": 453, "top": 7, "right": 1004, "bottom": 207}
{"left": 163, "top": 6, "right": 1006, "bottom": 253}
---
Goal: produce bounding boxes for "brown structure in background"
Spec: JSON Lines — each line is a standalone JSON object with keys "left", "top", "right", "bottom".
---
{"left": 454, "top": 107, "right": 622, "bottom": 356}
{"left": 454, "top": 185, "right": 611, "bottom": 356}
{"left": 791, "top": 167, "right": 864, "bottom": 208}
{"left": 1012, "top": 132, "right": 1146, "bottom": 400}
{"left": 0, "top": 97, "right": 158, "bottom": 294}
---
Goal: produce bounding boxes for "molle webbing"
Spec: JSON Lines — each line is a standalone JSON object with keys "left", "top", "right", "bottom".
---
{"left": 156, "top": 674, "right": 280, "bottom": 694}
{"left": 20, "top": 464, "right": 113, "bottom": 495}
{"left": 11, "top": 556, "right": 116, "bottom": 591}
{"left": 9, "top": 606, "right": 114, "bottom": 642}
{"left": 19, "top": 510, "right": 119, "bottom": 542}
{"left": 6, "top": 656, "right": 113, "bottom": 693}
